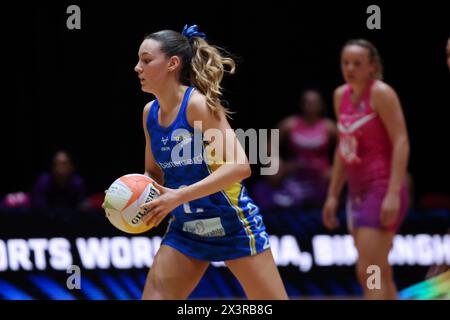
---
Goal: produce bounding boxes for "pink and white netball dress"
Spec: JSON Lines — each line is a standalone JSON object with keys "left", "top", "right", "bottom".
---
{"left": 337, "top": 80, "right": 408, "bottom": 231}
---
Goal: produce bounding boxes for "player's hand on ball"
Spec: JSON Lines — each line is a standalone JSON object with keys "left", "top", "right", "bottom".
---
{"left": 140, "top": 182, "right": 183, "bottom": 228}
{"left": 101, "top": 190, "right": 108, "bottom": 209}
{"left": 322, "top": 196, "right": 339, "bottom": 230}
{"left": 380, "top": 192, "right": 400, "bottom": 228}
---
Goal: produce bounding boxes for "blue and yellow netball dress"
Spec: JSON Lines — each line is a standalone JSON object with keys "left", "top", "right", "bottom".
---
{"left": 146, "top": 86, "right": 270, "bottom": 261}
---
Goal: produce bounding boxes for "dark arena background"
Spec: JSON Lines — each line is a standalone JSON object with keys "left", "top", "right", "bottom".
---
{"left": 1, "top": 0, "right": 449, "bottom": 301}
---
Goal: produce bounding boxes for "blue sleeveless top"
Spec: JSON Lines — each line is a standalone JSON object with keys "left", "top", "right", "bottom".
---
{"left": 146, "top": 87, "right": 265, "bottom": 256}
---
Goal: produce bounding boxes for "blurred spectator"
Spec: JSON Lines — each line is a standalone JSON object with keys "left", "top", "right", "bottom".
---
{"left": 252, "top": 89, "right": 336, "bottom": 210}
{"left": 251, "top": 135, "right": 295, "bottom": 210}
{"left": 1, "top": 191, "right": 30, "bottom": 208}
{"left": 31, "top": 150, "right": 86, "bottom": 209}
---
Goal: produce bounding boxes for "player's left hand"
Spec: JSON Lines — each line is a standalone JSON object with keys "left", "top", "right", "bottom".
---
{"left": 380, "top": 192, "right": 400, "bottom": 228}
{"left": 140, "top": 182, "right": 183, "bottom": 228}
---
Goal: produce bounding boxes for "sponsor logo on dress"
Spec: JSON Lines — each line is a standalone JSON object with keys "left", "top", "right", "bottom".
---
{"left": 182, "top": 217, "right": 226, "bottom": 237}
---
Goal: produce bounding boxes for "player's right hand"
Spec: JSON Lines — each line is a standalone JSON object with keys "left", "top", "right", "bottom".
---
{"left": 322, "top": 196, "right": 339, "bottom": 230}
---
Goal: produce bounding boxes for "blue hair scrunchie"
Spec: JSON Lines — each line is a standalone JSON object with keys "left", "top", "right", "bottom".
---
{"left": 181, "top": 24, "right": 206, "bottom": 42}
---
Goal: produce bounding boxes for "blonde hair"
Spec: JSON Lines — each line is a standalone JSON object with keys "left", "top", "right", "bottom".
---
{"left": 344, "top": 39, "right": 384, "bottom": 80}
{"left": 190, "top": 38, "right": 236, "bottom": 118}
{"left": 146, "top": 29, "right": 236, "bottom": 118}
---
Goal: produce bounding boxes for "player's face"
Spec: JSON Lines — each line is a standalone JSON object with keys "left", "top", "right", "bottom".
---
{"left": 341, "top": 45, "right": 376, "bottom": 84}
{"left": 135, "top": 39, "right": 170, "bottom": 93}
{"left": 302, "top": 91, "right": 323, "bottom": 118}
{"left": 446, "top": 38, "right": 450, "bottom": 71}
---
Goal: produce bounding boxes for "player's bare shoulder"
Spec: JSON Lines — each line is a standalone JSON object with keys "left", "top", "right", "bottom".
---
{"left": 334, "top": 84, "right": 347, "bottom": 102}
{"left": 371, "top": 80, "right": 399, "bottom": 112}
{"left": 278, "top": 116, "right": 296, "bottom": 133}
{"left": 187, "top": 90, "right": 208, "bottom": 114}
{"left": 371, "top": 80, "right": 396, "bottom": 98}
{"left": 186, "top": 90, "right": 217, "bottom": 126}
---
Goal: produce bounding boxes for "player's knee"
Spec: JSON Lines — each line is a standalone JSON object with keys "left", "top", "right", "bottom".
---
{"left": 356, "top": 259, "right": 392, "bottom": 285}
{"left": 142, "top": 272, "right": 169, "bottom": 299}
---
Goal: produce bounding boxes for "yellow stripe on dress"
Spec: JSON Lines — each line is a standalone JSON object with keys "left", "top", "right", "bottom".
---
{"left": 203, "top": 143, "right": 256, "bottom": 255}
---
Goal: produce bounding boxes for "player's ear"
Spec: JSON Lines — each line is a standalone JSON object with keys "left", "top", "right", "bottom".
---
{"left": 167, "top": 56, "right": 181, "bottom": 72}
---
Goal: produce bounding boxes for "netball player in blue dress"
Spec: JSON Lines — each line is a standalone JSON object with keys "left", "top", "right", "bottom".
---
{"left": 134, "top": 25, "right": 288, "bottom": 299}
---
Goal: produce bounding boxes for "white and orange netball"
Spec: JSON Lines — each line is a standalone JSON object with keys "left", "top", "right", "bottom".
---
{"left": 103, "top": 174, "right": 160, "bottom": 234}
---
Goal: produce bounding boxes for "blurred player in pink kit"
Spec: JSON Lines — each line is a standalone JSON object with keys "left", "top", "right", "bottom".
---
{"left": 277, "top": 90, "right": 336, "bottom": 209}
{"left": 322, "top": 39, "right": 410, "bottom": 299}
